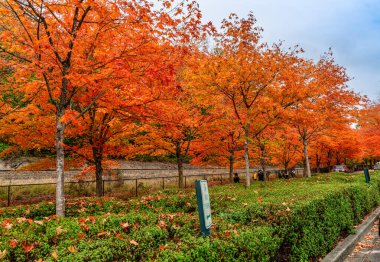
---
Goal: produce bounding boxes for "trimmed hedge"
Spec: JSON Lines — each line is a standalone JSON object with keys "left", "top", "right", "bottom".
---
{"left": 0, "top": 171, "right": 379, "bottom": 261}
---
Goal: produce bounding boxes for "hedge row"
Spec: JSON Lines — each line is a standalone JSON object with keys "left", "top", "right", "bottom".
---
{"left": 0, "top": 171, "right": 379, "bottom": 261}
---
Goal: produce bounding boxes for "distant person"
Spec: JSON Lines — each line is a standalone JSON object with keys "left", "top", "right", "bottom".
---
{"left": 252, "top": 172, "right": 257, "bottom": 181}
{"left": 233, "top": 173, "right": 240, "bottom": 183}
{"left": 258, "top": 169, "right": 264, "bottom": 181}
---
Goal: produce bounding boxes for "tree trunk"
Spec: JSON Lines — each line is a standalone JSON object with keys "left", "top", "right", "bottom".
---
{"left": 284, "top": 162, "right": 289, "bottom": 177}
{"left": 316, "top": 154, "right": 321, "bottom": 173}
{"left": 327, "top": 149, "right": 332, "bottom": 171}
{"left": 302, "top": 136, "right": 312, "bottom": 178}
{"left": 176, "top": 143, "right": 184, "bottom": 189}
{"left": 94, "top": 149, "right": 103, "bottom": 197}
{"left": 260, "top": 143, "right": 267, "bottom": 181}
{"left": 55, "top": 109, "right": 65, "bottom": 217}
{"left": 229, "top": 151, "right": 234, "bottom": 182}
{"left": 244, "top": 127, "right": 250, "bottom": 187}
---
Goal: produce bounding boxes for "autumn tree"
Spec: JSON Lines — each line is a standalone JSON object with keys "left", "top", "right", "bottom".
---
{"left": 271, "top": 124, "right": 302, "bottom": 175}
{"left": 132, "top": 84, "right": 216, "bottom": 189}
{"left": 288, "top": 53, "right": 360, "bottom": 177}
{"left": 357, "top": 102, "right": 380, "bottom": 165}
{"left": 65, "top": 42, "right": 183, "bottom": 196}
{"left": 190, "top": 114, "right": 244, "bottom": 182}
{"left": 0, "top": 0, "right": 137, "bottom": 215}
{"left": 63, "top": 2, "right": 210, "bottom": 196}
{"left": 185, "top": 14, "right": 305, "bottom": 186}
{"left": 0, "top": 0, "right": 211, "bottom": 215}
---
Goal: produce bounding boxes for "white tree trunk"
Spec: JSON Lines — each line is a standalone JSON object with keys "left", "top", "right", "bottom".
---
{"left": 55, "top": 111, "right": 65, "bottom": 217}
{"left": 302, "top": 136, "right": 312, "bottom": 178}
{"left": 244, "top": 128, "right": 250, "bottom": 187}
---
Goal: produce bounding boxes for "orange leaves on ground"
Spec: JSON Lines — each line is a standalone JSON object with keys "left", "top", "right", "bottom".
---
{"left": 257, "top": 196, "right": 263, "bottom": 203}
{"left": 67, "top": 245, "right": 77, "bottom": 253}
{"left": 21, "top": 242, "right": 34, "bottom": 253}
{"left": 96, "top": 231, "right": 109, "bottom": 237}
{"left": 157, "top": 220, "right": 166, "bottom": 229}
{"left": 9, "top": 239, "right": 18, "bottom": 248}
{"left": 115, "top": 233, "right": 124, "bottom": 240}
{"left": 15, "top": 217, "right": 33, "bottom": 224}
{"left": 2, "top": 222, "right": 12, "bottom": 230}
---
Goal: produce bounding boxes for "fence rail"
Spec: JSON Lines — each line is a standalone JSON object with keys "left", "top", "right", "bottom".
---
{"left": 0, "top": 168, "right": 304, "bottom": 207}
{"left": 0, "top": 171, "right": 243, "bottom": 207}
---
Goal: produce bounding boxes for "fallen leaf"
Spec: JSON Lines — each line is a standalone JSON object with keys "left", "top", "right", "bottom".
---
{"left": 129, "top": 240, "right": 139, "bottom": 246}
{"left": 67, "top": 246, "right": 77, "bottom": 253}
{"left": 97, "top": 231, "right": 108, "bottom": 237}
{"left": 56, "top": 226, "right": 65, "bottom": 235}
{"left": 16, "top": 217, "right": 26, "bottom": 223}
{"left": 77, "top": 233, "right": 86, "bottom": 239}
{"left": 224, "top": 231, "right": 231, "bottom": 238}
{"left": 257, "top": 196, "right": 263, "bottom": 203}
{"left": 119, "top": 222, "right": 130, "bottom": 230}
{"left": 34, "top": 220, "right": 44, "bottom": 226}
{"left": 9, "top": 239, "right": 18, "bottom": 248}
{"left": 0, "top": 250, "right": 7, "bottom": 259}
{"left": 51, "top": 249, "right": 58, "bottom": 260}
{"left": 21, "top": 242, "right": 34, "bottom": 253}
{"left": 158, "top": 220, "right": 166, "bottom": 228}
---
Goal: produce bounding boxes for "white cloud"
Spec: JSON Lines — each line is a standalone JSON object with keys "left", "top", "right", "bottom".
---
{"left": 199, "top": 0, "right": 380, "bottom": 100}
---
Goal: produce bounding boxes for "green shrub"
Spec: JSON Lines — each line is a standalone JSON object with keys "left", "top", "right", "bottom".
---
{"left": 0, "top": 172, "right": 379, "bottom": 261}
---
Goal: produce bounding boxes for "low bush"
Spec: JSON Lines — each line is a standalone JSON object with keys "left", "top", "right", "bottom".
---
{"left": 0, "top": 171, "right": 379, "bottom": 261}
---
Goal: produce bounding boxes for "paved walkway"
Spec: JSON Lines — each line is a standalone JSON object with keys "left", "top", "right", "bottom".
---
{"left": 344, "top": 220, "right": 380, "bottom": 262}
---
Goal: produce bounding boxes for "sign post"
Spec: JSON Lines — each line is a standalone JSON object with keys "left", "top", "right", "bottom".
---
{"left": 364, "top": 168, "right": 370, "bottom": 184}
{"left": 195, "top": 180, "right": 212, "bottom": 237}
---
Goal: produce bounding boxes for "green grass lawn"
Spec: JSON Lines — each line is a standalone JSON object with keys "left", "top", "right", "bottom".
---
{"left": 0, "top": 171, "right": 379, "bottom": 261}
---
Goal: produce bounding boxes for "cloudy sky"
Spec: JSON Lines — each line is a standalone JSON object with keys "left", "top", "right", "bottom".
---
{"left": 198, "top": 0, "right": 380, "bottom": 101}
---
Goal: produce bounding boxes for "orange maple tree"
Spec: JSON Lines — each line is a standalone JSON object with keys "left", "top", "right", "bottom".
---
{"left": 357, "top": 102, "right": 380, "bottom": 165}
{"left": 0, "top": 0, "right": 210, "bottom": 215}
{"left": 287, "top": 53, "right": 361, "bottom": 177}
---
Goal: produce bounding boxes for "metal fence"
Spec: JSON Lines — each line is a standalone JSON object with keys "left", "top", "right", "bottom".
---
{"left": 0, "top": 167, "right": 305, "bottom": 207}
{"left": 0, "top": 171, "right": 241, "bottom": 207}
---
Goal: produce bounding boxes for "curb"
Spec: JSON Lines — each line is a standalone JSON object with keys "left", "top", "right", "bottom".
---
{"left": 322, "top": 206, "right": 380, "bottom": 262}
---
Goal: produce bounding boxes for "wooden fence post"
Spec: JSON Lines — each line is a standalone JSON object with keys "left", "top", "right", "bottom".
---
{"left": 135, "top": 179, "right": 138, "bottom": 197}
{"left": 7, "top": 185, "right": 11, "bottom": 207}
